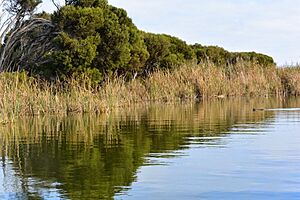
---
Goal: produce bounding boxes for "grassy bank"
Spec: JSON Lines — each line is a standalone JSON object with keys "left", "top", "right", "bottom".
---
{"left": 1, "top": 62, "right": 300, "bottom": 119}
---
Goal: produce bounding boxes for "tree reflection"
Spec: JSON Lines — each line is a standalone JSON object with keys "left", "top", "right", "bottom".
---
{"left": 0, "top": 98, "right": 299, "bottom": 199}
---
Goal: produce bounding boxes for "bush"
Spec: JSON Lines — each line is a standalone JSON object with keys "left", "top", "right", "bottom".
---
{"left": 45, "top": 0, "right": 149, "bottom": 82}
{"left": 192, "top": 44, "right": 231, "bottom": 66}
{"left": 233, "top": 52, "right": 275, "bottom": 67}
{"left": 143, "top": 33, "right": 195, "bottom": 72}
{"left": 192, "top": 44, "right": 275, "bottom": 68}
{"left": 10, "top": 0, "right": 275, "bottom": 82}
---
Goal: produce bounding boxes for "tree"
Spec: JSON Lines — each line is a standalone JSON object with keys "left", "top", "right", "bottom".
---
{"left": 0, "top": 0, "right": 42, "bottom": 43}
{"left": 0, "top": 0, "right": 47, "bottom": 71}
{"left": 192, "top": 44, "right": 275, "bottom": 67}
{"left": 0, "top": 0, "right": 275, "bottom": 80}
{"left": 101, "top": 6, "right": 149, "bottom": 74}
{"left": 48, "top": 1, "right": 149, "bottom": 81}
{"left": 192, "top": 44, "right": 231, "bottom": 66}
{"left": 233, "top": 52, "right": 275, "bottom": 67}
{"left": 143, "top": 33, "right": 195, "bottom": 72}
{"left": 65, "top": 0, "right": 108, "bottom": 8}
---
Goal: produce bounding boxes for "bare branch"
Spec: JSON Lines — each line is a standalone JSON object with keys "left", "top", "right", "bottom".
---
{"left": 51, "top": 0, "right": 61, "bottom": 10}
{"left": 0, "top": 18, "right": 57, "bottom": 72}
{"left": 0, "top": 0, "right": 44, "bottom": 70}
{"left": 0, "top": 13, "right": 22, "bottom": 44}
{"left": 0, "top": 0, "right": 4, "bottom": 9}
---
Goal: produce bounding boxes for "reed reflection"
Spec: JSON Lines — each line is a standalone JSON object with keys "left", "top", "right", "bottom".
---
{"left": 1, "top": 98, "right": 300, "bottom": 199}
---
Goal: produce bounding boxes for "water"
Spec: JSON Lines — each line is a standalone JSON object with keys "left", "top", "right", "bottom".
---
{"left": 0, "top": 98, "right": 300, "bottom": 199}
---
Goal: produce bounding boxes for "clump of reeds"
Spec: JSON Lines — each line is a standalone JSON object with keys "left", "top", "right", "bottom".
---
{"left": 0, "top": 72, "right": 109, "bottom": 120}
{"left": 142, "top": 62, "right": 284, "bottom": 100}
{"left": 277, "top": 66, "right": 300, "bottom": 96}
{"left": 0, "top": 62, "right": 300, "bottom": 119}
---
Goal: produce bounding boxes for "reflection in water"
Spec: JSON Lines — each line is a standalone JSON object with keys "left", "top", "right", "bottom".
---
{"left": 0, "top": 98, "right": 300, "bottom": 199}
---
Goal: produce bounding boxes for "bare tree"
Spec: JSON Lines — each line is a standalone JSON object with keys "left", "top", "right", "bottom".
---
{"left": 1, "top": 0, "right": 40, "bottom": 42}
{"left": 1, "top": 18, "right": 57, "bottom": 71}
{"left": 0, "top": 0, "right": 58, "bottom": 72}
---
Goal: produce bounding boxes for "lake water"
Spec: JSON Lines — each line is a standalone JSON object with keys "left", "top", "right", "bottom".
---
{"left": 0, "top": 98, "right": 300, "bottom": 199}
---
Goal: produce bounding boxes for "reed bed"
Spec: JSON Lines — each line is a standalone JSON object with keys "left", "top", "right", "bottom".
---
{"left": 0, "top": 62, "right": 300, "bottom": 119}
{"left": 2, "top": 97, "right": 291, "bottom": 148}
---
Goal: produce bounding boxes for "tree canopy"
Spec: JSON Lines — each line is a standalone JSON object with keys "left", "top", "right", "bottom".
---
{"left": 0, "top": 0, "right": 276, "bottom": 81}
{"left": 46, "top": 1, "right": 149, "bottom": 81}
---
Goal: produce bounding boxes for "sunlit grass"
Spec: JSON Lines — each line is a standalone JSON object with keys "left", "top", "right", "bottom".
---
{"left": 0, "top": 62, "right": 299, "bottom": 119}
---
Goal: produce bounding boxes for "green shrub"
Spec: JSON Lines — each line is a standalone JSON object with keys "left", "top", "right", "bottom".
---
{"left": 9, "top": 0, "right": 275, "bottom": 82}
{"left": 233, "top": 52, "right": 275, "bottom": 67}
{"left": 192, "top": 44, "right": 275, "bottom": 67}
{"left": 192, "top": 44, "right": 231, "bottom": 66}
{"left": 34, "top": 11, "right": 52, "bottom": 20}
{"left": 45, "top": 0, "right": 148, "bottom": 82}
{"left": 143, "top": 33, "right": 195, "bottom": 72}
{"left": 65, "top": 0, "right": 108, "bottom": 8}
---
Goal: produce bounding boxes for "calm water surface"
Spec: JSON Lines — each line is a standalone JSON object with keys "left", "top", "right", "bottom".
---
{"left": 1, "top": 98, "right": 300, "bottom": 199}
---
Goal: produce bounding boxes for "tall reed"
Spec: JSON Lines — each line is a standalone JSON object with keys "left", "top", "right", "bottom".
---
{"left": 0, "top": 62, "right": 299, "bottom": 119}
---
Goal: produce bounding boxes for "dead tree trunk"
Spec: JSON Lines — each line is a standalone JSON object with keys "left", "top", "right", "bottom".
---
{"left": 0, "top": 18, "right": 57, "bottom": 72}
{"left": 0, "top": 0, "right": 55, "bottom": 72}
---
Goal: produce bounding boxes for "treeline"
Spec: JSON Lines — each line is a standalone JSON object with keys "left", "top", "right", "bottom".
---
{"left": 0, "top": 0, "right": 274, "bottom": 82}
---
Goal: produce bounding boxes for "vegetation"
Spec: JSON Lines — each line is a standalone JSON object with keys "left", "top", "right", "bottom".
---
{"left": 278, "top": 67, "right": 300, "bottom": 96}
{"left": 143, "top": 33, "right": 195, "bottom": 72}
{"left": 192, "top": 44, "right": 275, "bottom": 67}
{"left": 1, "top": 0, "right": 277, "bottom": 81}
{"left": 0, "top": 0, "right": 299, "bottom": 120}
{"left": 47, "top": 0, "right": 149, "bottom": 80}
{"left": 0, "top": 99, "right": 287, "bottom": 199}
{"left": 0, "top": 64, "right": 299, "bottom": 120}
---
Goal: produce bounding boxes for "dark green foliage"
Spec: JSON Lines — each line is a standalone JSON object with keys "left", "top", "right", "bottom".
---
{"left": 48, "top": 5, "right": 103, "bottom": 80}
{"left": 192, "top": 44, "right": 231, "bottom": 66}
{"left": 47, "top": 1, "right": 149, "bottom": 81}
{"left": 8, "top": 0, "right": 275, "bottom": 82}
{"left": 233, "top": 52, "right": 275, "bottom": 67}
{"left": 109, "top": 7, "right": 149, "bottom": 72}
{"left": 34, "top": 11, "right": 52, "bottom": 20}
{"left": 53, "top": 6, "right": 105, "bottom": 37}
{"left": 192, "top": 44, "right": 275, "bottom": 67}
{"left": 65, "top": 0, "right": 108, "bottom": 8}
{"left": 94, "top": 8, "right": 131, "bottom": 72}
{"left": 143, "top": 33, "right": 195, "bottom": 72}
{"left": 51, "top": 33, "right": 101, "bottom": 77}
{"left": 167, "top": 35, "right": 195, "bottom": 61}
{"left": 94, "top": 6, "right": 148, "bottom": 73}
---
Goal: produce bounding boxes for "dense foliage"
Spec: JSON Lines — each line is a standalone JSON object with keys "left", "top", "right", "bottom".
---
{"left": 143, "top": 33, "right": 195, "bottom": 72}
{"left": 192, "top": 44, "right": 275, "bottom": 67}
{"left": 44, "top": 0, "right": 149, "bottom": 81}
{"left": 0, "top": 0, "right": 276, "bottom": 82}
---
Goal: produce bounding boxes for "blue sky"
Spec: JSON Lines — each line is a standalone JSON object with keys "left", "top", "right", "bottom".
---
{"left": 39, "top": 0, "right": 300, "bottom": 65}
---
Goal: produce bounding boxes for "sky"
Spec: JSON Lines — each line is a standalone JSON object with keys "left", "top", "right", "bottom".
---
{"left": 39, "top": 0, "right": 300, "bottom": 65}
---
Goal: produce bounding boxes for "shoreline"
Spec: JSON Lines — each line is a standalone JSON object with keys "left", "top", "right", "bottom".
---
{"left": 0, "top": 62, "right": 299, "bottom": 119}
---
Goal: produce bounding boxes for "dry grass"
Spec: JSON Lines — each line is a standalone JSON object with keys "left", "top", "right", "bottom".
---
{"left": 277, "top": 66, "right": 300, "bottom": 96}
{"left": 0, "top": 62, "right": 300, "bottom": 119}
